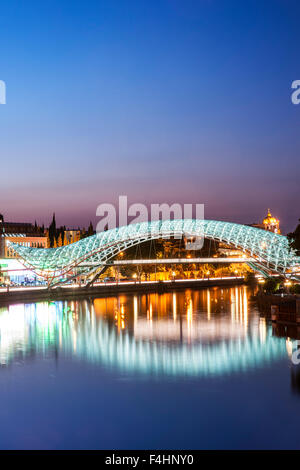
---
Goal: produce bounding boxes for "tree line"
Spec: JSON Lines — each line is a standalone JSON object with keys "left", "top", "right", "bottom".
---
{"left": 48, "top": 213, "right": 94, "bottom": 248}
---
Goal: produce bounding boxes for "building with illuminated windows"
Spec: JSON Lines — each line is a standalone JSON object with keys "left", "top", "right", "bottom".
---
{"left": 64, "top": 229, "right": 82, "bottom": 244}
{"left": 251, "top": 209, "right": 281, "bottom": 234}
{"left": 219, "top": 209, "right": 281, "bottom": 257}
{"left": 3, "top": 234, "right": 48, "bottom": 258}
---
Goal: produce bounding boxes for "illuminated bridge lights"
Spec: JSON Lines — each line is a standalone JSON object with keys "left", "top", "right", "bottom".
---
{"left": 0, "top": 302, "right": 289, "bottom": 377}
{"left": 8, "top": 219, "right": 300, "bottom": 284}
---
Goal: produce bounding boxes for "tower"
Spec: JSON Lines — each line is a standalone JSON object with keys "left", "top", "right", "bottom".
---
{"left": 262, "top": 209, "right": 280, "bottom": 234}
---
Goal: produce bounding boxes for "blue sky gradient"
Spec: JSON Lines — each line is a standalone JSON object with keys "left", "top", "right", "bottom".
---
{"left": 1, "top": 0, "right": 300, "bottom": 231}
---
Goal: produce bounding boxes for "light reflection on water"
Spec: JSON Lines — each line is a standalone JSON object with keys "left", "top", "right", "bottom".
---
{"left": 0, "top": 286, "right": 290, "bottom": 377}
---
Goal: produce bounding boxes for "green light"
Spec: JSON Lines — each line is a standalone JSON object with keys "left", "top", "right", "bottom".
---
{"left": 9, "top": 219, "right": 300, "bottom": 282}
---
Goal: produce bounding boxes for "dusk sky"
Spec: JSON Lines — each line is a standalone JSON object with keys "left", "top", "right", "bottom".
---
{"left": 1, "top": 0, "right": 300, "bottom": 232}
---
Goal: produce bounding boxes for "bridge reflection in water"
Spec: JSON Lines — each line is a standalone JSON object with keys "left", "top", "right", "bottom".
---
{"left": 0, "top": 287, "right": 290, "bottom": 377}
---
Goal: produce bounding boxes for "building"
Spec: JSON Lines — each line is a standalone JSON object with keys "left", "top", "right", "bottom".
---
{"left": 0, "top": 258, "right": 43, "bottom": 286}
{"left": 262, "top": 209, "right": 281, "bottom": 233}
{"left": 251, "top": 209, "right": 281, "bottom": 234}
{"left": 64, "top": 229, "right": 82, "bottom": 245}
{"left": 0, "top": 214, "right": 47, "bottom": 258}
{"left": 218, "top": 209, "right": 281, "bottom": 258}
{"left": 4, "top": 234, "right": 47, "bottom": 258}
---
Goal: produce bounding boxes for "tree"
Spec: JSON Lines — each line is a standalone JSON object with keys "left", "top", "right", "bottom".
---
{"left": 288, "top": 219, "right": 300, "bottom": 256}
{"left": 87, "top": 221, "right": 94, "bottom": 237}
{"left": 61, "top": 226, "right": 66, "bottom": 245}
{"left": 57, "top": 233, "right": 63, "bottom": 247}
{"left": 48, "top": 213, "right": 56, "bottom": 248}
{"left": 56, "top": 227, "right": 65, "bottom": 246}
{"left": 264, "top": 277, "right": 280, "bottom": 294}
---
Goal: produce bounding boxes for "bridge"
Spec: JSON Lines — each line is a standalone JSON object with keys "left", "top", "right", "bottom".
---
{"left": 9, "top": 219, "right": 300, "bottom": 286}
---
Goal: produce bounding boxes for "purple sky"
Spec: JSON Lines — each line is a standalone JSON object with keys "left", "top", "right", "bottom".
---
{"left": 1, "top": 0, "right": 300, "bottom": 233}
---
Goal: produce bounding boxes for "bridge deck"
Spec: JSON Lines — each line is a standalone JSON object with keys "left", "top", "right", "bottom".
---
{"left": 88, "top": 257, "right": 255, "bottom": 267}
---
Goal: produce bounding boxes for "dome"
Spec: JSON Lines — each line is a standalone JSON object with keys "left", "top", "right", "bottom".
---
{"left": 262, "top": 209, "right": 280, "bottom": 233}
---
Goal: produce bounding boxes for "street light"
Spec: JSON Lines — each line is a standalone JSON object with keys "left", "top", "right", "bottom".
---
{"left": 284, "top": 279, "right": 292, "bottom": 293}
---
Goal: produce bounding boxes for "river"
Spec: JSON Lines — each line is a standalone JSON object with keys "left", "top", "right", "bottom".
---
{"left": 0, "top": 285, "right": 299, "bottom": 449}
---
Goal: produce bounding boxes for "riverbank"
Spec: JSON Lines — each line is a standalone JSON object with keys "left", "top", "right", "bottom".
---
{"left": 256, "top": 292, "right": 300, "bottom": 314}
{"left": 0, "top": 277, "right": 245, "bottom": 305}
{"left": 256, "top": 292, "right": 300, "bottom": 336}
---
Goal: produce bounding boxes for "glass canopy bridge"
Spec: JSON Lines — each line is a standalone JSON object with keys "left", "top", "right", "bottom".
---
{"left": 0, "top": 300, "right": 290, "bottom": 377}
{"left": 8, "top": 219, "right": 300, "bottom": 286}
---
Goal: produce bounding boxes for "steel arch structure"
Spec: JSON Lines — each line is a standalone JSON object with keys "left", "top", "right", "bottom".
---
{"left": 9, "top": 219, "right": 300, "bottom": 284}
{"left": 0, "top": 301, "right": 288, "bottom": 377}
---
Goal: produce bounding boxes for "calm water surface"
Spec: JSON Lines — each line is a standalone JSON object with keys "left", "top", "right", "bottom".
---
{"left": 0, "top": 285, "right": 299, "bottom": 449}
